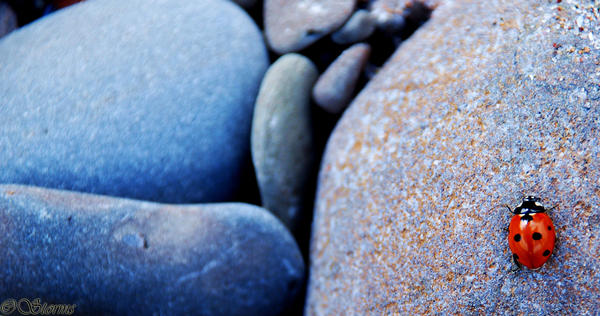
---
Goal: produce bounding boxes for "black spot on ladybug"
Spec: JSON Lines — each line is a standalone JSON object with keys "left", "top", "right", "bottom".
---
{"left": 513, "top": 234, "right": 521, "bottom": 242}
{"left": 521, "top": 214, "right": 533, "bottom": 222}
{"left": 548, "top": 226, "right": 552, "bottom": 231}
{"left": 532, "top": 232, "right": 542, "bottom": 240}
{"left": 513, "top": 253, "right": 519, "bottom": 261}
{"left": 543, "top": 250, "right": 550, "bottom": 256}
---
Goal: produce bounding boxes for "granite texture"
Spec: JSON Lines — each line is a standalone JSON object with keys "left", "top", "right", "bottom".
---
{"left": 0, "top": 0, "right": 268, "bottom": 203}
{"left": 252, "top": 54, "right": 318, "bottom": 229}
{"left": 307, "top": 0, "right": 600, "bottom": 314}
{"left": 0, "top": 185, "right": 304, "bottom": 316}
{"left": 264, "top": 0, "right": 356, "bottom": 54}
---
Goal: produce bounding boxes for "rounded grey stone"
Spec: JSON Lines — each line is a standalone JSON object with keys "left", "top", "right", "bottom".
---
{"left": 0, "top": 0, "right": 268, "bottom": 203}
{"left": 332, "top": 10, "right": 377, "bottom": 45}
{"left": 312, "top": 43, "right": 371, "bottom": 113}
{"left": 251, "top": 54, "right": 318, "bottom": 229}
{"left": 264, "top": 0, "right": 356, "bottom": 54}
{"left": 0, "top": 184, "right": 304, "bottom": 316}
{"left": 370, "top": 4, "right": 406, "bottom": 32}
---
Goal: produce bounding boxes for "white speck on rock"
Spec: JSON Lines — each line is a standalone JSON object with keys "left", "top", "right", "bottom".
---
{"left": 298, "top": 0, "right": 326, "bottom": 15}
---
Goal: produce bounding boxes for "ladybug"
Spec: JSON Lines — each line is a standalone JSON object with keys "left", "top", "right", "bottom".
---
{"left": 506, "top": 196, "right": 556, "bottom": 270}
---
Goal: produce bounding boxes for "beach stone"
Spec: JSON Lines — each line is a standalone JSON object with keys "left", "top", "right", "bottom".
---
{"left": 251, "top": 54, "right": 318, "bottom": 229}
{"left": 264, "top": 0, "right": 356, "bottom": 54}
{"left": 313, "top": 43, "right": 371, "bottom": 113}
{"left": 0, "top": 184, "right": 304, "bottom": 316}
{"left": 332, "top": 10, "right": 376, "bottom": 45}
{"left": 0, "top": 0, "right": 268, "bottom": 203}
{"left": 0, "top": 2, "right": 17, "bottom": 37}
{"left": 306, "top": 0, "right": 600, "bottom": 315}
{"left": 370, "top": 0, "right": 440, "bottom": 32}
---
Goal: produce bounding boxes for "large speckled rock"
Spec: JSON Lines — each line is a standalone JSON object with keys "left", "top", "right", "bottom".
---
{"left": 307, "top": 0, "right": 600, "bottom": 315}
{"left": 0, "top": 185, "right": 304, "bottom": 316}
{"left": 0, "top": 0, "right": 268, "bottom": 203}
{"left": 264, "top": 0, "right": 356, "bottom": 54}
{"left": 252, "top": 54, "right": 318, "bottom": 229}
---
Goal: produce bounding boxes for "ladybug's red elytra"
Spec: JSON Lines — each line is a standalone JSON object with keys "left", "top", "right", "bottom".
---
{"left": 506, "top": 196, "right": 556, "bottom": 270}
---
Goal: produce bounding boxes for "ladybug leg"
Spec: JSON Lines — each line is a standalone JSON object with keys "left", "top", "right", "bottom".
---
{"left": 510, "top": 254, "right": 522, "bottom": 272}
{"left": 547, "top": 204, "right": 559, "bottom": 215}
{"left": 504, "top": 204, "right": 519, "bottom": 215}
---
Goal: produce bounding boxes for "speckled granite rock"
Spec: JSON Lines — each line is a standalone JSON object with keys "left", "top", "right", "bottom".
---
{"left": 0, "top": 185, "right": 304, "bottom": 316}
{"left": 313, "top": 43, "right": 371, "bottom": 113}
{"left": 0, "top": 0, "right": 268, "bottom": 203}
{"left": 307, "top": 0, "right": 600, "bottom": 314}
{"left": 0, "top": 2, "right": 17, "bottom": 38}
{"left": 252, "top": 54, "right": 318, "bottom": 229}
{"left": 264, "top": 0, "right": 356, "bottom": 54}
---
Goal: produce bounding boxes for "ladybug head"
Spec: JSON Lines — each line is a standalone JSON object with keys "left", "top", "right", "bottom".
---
{"left": 514, "top": 196, "right": 546, "bottom": 214}
{"left": 523, "top": 196, "right": 541, "bottom": 203}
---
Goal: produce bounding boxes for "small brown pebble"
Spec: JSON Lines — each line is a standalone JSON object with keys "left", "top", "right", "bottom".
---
{"left": 312, "top": 43, "right": 371, "bottom": 114}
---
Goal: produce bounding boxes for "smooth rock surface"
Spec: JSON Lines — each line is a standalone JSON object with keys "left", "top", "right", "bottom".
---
{"left": 331, "top": 10, "right": 376, "bottom": 45}
{"left": 307, "top": 0, "right": 600, "bottom": 314}
{"left": 264, "top": 0, "right": 356, "bottom": 54}
{"left": 0, "top": 0, "right": 268, "bottom": 203}
{"left": 0, "top": 2, "right": 17, "bottom": 38}
{"left": 251, "top": 54, "right": 318, "bottom": 229}
{"left": 0, "top": 185, "right": 304, "bottom": 316}
{"left": 313, "top": 43, "right": 371, "bottom": 113}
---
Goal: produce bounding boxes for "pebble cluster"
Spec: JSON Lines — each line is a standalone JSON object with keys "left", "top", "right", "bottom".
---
{"left": 8, "top": 0, "right": 587, "bottom": 315}
{"left": 251, "top": 0, "right": 434, "bottom": 236}
{"left": 0, "top": 0, "right": 305, "bottom": 314}
{"left": 1, "top": 0, "right": 429, "bottom": 313}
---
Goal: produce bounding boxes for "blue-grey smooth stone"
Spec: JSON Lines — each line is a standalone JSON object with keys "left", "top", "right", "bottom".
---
{"left": 0, "top": 0, "right": 268, "bottom": 203}
{"left": 0, "top": 184, "right": 304, "bottom": 315}
{"left": 251, "top": 54, "right": 318, "bottom": 229}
